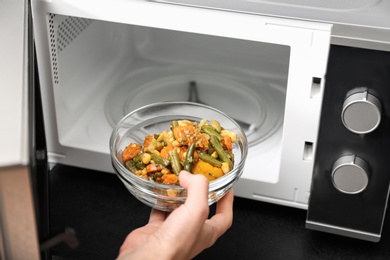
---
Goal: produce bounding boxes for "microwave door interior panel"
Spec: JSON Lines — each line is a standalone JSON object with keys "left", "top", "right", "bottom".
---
{"left": 31, "top": 0, "right": 390, "bottom": 242}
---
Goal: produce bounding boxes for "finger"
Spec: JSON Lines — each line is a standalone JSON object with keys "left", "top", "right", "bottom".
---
{"left": 179, "top": 171, "right": 209, "bottom": 212}
{"left": 165, "top": 171, "right": 210, "bottom": 226}
{"left": 186, "top": 189, "right": 235, "bottom": 259}
{"left": 215, "top": 188, "right": 234, "bottom": 216}
{"left": 155, "top": 171, "right": 210, "bottom": 246}
{"left": 207, "top": 189, "right": 234, "bottom": 241}
{"left": 148, "top": 208, "right": 167, "bottom": 223}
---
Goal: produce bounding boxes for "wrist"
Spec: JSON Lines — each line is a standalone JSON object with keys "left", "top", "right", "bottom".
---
{"left": 117, "top": 236, "right": 177, "bottom": 260}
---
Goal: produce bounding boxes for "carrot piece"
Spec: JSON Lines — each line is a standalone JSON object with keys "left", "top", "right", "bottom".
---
{"left": 160, "top": 145, "right": 174, "bottom": 160}
{"left": 146, "top": 164, "right": 163, "bottom": 173}
{"left": 143, "top": 135, "right": 153, "bottom": 149}
{"left": 173, "top": 125, "right": 188, "bottom": 144}
{"left": 122, "top": 144, "right": 142, "bottom": 163}
{"left": 178, "top": 146, "right": 188, "bottom": 162}
{"left": 222, "top": 135, "right": 232, "bottom": 151}
{"left": 161, "top": 173, "right": 179, "bottom": 185}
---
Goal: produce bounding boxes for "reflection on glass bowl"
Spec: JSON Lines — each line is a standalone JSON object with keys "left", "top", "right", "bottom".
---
{"left": 109, "top": 101, "right": 248, "bottom": 212}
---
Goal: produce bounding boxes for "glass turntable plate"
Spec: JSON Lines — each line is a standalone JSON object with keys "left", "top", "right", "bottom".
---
{"left": 105, "top": 65, "right": 285, "bottom": 146}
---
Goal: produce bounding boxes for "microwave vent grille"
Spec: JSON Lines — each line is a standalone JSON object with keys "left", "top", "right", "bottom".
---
{"left": 48, "top": 14, "right": 92, "bottom": 84}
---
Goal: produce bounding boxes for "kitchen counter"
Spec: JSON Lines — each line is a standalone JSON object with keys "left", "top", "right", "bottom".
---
{"left": 49, "top": 164, "right": 390, "bottom": 259}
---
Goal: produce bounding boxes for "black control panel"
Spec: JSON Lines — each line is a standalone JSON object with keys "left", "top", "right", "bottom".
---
{"left": 306, "top": 45, "right": 390, "bottom": 242}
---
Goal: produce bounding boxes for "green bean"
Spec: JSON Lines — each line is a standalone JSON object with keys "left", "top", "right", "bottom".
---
{"left": 183, "top": 143, "right": 196, "bottom": 172}
{"left": 201, "top": 125, "right": 222, "bottom": 141}
{"left": 210, "top": 136, "right": 233, "bottom": 169}
{"left": 169, "top": 149, "right": 182, "bottom": 175}
{"left": 171, "top": 120, "right": 179, "bottom": 130}
{"left": 227, "top": 150, "right": 234, "bottom": 163}
{"left": 210, "top": 120, "right": 222, "bottom": 133}
{"left": 198, "top": 151, "right": 222, "bottom": 168}
{"left": 150, "top": 153, "right": 170, "bottom": 167}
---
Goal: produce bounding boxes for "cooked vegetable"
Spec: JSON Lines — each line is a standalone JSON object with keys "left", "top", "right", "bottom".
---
{"left": 160, "top": 145, "right": 174, "bottom": 160}
{"left": 201, "top": 125, "right": 222, "bottom": 141}
{"left": 150, "top": 153, "right": 170, "bottom": 167}
{"left": 146, "top": 164, "right": 163, "bottom": 173}
{"left": 171, "top": 120, "right": 179, "bottom": 129}
{"left": 222, "top": 135, "right": 233, "bottom": 151}
{"left": 183, "top": 143, "right": 196, "bottom": 172}
{"left": 169, "top": 149, "right": 182, "bottom": 175}
{"left": 210, "top": 120, "right": 222, "bottom": 133}
{"left": 121, "top": 119, "right": 236, "bottom": 185}
{"left": 161, "top": 173, "right": 179, "bottom": 185}
{"left": 192, "top": 160, "right": 224, "bottom": 181}
{"left": 122, "top": 143, "right": 142, "bottom": 163}
{"left": 210, "top": 135, "right": 233, "bottom": 170}
{"left": 197, "top": 151, "right": 222, "bottom": 168}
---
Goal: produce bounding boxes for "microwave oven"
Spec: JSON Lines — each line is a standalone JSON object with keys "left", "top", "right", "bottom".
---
{"left": 8, "top": 0, "right": 387, "bottom": 249}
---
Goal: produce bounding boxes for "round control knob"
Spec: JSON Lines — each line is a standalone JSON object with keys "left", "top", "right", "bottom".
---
{"left": 341, "top": 91, "right": 382, "bottom": 134}
{"left": 331, "top": 155, "right": 370, "bottom": 194}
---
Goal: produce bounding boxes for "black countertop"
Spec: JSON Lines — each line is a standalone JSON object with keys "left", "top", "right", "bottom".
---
{"left": 49, "top": 164, "right": 390, "bottom": 259}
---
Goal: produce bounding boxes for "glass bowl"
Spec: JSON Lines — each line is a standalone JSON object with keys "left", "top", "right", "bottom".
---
{"left": 109, "top": 101, "right": 248, "bottom": 212}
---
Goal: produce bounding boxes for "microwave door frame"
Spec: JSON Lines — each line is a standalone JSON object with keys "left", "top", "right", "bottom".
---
{"left": 0, "top": 0, "right": 42, "bottom": 259}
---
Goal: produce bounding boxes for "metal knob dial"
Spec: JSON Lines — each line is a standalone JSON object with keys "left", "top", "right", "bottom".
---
{"left": 341, "top": 91, "right": 382, "bottom": 134}
{"left": 331, "top": 155, "right": 370, "bottom": 194}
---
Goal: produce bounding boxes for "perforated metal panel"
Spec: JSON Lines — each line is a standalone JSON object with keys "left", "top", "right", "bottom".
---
{"left": 48, "top": 14, "right": 93, "bottom": 84}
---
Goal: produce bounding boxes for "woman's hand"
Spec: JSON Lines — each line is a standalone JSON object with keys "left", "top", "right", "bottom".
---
{"left": 117, "top": 170, "right": 234, "bottom": 260}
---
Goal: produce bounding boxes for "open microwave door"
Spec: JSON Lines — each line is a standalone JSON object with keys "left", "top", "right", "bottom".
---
{"left": 0, "top": 0, "right": 41, "bottom": 258}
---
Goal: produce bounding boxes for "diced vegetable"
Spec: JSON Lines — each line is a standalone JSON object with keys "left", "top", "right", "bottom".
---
{"left": 192, "top": 160, "right": 224, "bottom": 181}
{"left": 222, "top": 135, "right": 233, "bottom": 151}
{"left": 160, "top": 145, "right": 174, "bottom": 160}
{"left": 161, "top": 174, "right": 179, "bottom": 185}
{"left": 122, "top": 143, "right": 142, "bottom": 163}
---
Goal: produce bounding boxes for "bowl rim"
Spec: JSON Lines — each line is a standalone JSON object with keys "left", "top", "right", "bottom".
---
{"left": 109, "top": 101, "right": 249, "bottom": 192}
